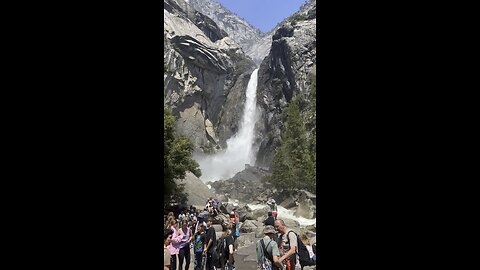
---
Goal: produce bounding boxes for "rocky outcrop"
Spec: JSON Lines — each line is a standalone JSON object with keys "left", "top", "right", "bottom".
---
{"left": 240, "top": 220, "right": 258, "bottom": 233}
{"left": 174, "top": 171, "right": 214, "bottom": 207}
{"left": 164, "top": 0, "right": 256, "bottom": 152}
{"left": 210, "top": 165, "right": 272, "bottom": 203}
{"left": 189, "top": 0, "right": 264, "bottom": 63}
{"left": 255, "top": 0, "right": 317, "bottom": 167}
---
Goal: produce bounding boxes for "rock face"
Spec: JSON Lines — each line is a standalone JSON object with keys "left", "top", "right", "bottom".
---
{"left": 240, "top": 220, "right": 258, "bottom": 233}
{"left": 255, "top": 0, "right": 317, "bottom": 167}
{"left": 188, "top": 0, "right": 265, "bottom": 64}
{"left": 210, "top": 165, "right": 272, "bottom": 203}
{"left": 174, "top": 171, "right": 214, "bottom": 207}
{"left": 164, "top": 0, "right": 256, "bottom": 152}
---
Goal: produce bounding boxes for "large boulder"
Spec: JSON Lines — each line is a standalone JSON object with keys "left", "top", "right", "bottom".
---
{"left": 294, "top": 190, "right": 316, "bottom": 219}
{"left": 280, "top": 195, "right": 297, "bottom": 209}
{"left": 235, "top": 232, "right": 257, "bottom": 249}
{"left": 254, "top": 225, "right": 266, "bottom": 238}
{"left": 294, "top": 198, "right": 315, "bottom": 219}
{"left": 213, "top": 213, "right": 229, "bottom": 225}
{"left": 251, "top": 206, "right": 270, "bottom": 220}
{"left": 174, "top": 171, "right": 214, "bottom": 207}
{"left": 240, "top": 220, "right": 258, "bottom": 233}
{"left": 210, "top": 166, "right": 272, "bottom": 202}
{"left": 240, "top": 211, "right": 254, "bottom": 222}
{"left": 282, "top": 218, "right": 301, "bottom": 232}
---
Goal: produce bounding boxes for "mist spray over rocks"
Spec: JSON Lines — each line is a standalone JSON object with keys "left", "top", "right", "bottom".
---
{"left": 194, "top": 69, "right": 260, "bottom": 183}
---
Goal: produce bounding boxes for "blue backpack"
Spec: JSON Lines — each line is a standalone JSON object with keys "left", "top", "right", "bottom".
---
{"left": 257, "top": 239, "right": 273, "bottom": 270}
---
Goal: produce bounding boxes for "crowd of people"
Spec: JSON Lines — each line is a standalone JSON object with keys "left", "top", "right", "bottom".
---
{"left": 163, "top": 197, "right": 316, "bottom": 270}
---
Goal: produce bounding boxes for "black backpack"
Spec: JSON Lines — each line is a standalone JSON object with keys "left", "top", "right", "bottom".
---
{"left": 213, "top": 237, "right": 227, "bottom": 268}
{"left": 286, "top": 231, "right": 315, "bottom": 267}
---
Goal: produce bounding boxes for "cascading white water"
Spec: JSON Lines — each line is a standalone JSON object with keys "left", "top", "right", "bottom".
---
{"left": 195, "top": 69, "right": 260, "bottom": 182}
{"left": 247, "top": 203, "right": 316, "bottom": 226}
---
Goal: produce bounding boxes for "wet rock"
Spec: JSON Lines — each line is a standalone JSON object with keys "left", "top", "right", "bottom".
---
{"left": 294, "top": 198, "right": 315, "bottom": 219}
{"left": 305, "top": 223, "right": 316, "bottom": 232}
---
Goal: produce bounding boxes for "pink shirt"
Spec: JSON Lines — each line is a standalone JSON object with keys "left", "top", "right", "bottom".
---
{"left": 167, "top": 226, "right": 184, "bottom": 255}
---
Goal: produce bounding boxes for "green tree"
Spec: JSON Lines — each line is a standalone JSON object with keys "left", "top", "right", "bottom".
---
{"left": 164, "top": 107, "right": 201, "bottom": 207}
{"left": 266, "top": 97, "right": 316, "bottom": 193}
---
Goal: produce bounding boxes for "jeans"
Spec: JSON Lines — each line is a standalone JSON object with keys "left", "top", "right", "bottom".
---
{"left": 178, "top": 245, "right": 190, "bottom": 270}
{"left": 194, "top": 252, "right": 203, "bottom": 270}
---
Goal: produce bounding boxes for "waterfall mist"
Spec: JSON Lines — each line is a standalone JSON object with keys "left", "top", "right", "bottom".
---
{"left": 194, "top": 69, "right": 260, "bottom": 183}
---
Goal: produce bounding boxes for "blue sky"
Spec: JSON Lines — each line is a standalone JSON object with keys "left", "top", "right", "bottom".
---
{"left": 215, "top": 0, "right": 307, "bottom": 33}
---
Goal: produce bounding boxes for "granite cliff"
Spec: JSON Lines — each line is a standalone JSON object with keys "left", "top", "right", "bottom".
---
{"left": 164, "top": 0, "right": 256, "bottom": 152}
{"left": 255, "top": 0, "right": 317, "bottom": 167}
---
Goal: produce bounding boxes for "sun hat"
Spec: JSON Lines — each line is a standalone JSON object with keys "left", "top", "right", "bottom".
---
{"left": 263, "top": 225, "right": 276, "bottom": 235}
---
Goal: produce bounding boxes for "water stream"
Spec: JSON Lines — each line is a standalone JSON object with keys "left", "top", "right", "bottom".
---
{"left": 194, "top": 69, "right": 260, "bottom": 183}
{"left": 247, "top": 203, "right": 316, "bottom": 227}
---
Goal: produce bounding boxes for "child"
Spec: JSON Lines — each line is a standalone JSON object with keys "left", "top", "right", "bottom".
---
{"left": 193, "top": 224, "right": 206, "bottom": 270}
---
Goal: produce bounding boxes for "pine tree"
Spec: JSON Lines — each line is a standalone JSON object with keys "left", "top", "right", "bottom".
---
{"left": 267, "top": 98, "right": 316, "bottom": 193}
{"left": 164, "top": 107, "right": 201, "bottom": 207}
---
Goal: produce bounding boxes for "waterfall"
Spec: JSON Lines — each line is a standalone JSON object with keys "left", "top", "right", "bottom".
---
{"left": 195, "top": 69, "right": 260, "bottom": 183}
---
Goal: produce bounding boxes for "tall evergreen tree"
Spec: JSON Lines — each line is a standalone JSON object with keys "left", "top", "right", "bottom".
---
{"left": 267, "top": 98, "right": 316, "bottom": 193}
{"left": 164, "top": 107, "right": 201, "bottom": 207}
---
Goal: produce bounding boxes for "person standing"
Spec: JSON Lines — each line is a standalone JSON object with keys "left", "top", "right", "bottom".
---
{"left": 256, "top": 225, "right": 284, "bottom": 270}
{"left": 164, "top": 229, "right": 173, "bottom": 270}
{"left": 203, "top": 217, "right": 216, "bottom": 270}
{"left": 221, "top": 223, "right": 236, "bottom": 270}
{"left": 232, "top": 208, "right": 240, "bottom": 251}
{"left": 178, "top": 220, "right": 193, "bottom": 270}
{"left": 193, "top": 225, "right": 206, "bottom": 270}
{"left": 274, "top": 219, "right": 298, "bottom": 270}
{"left": 300, "top": 233, "right": 316, "bottom": 265}
{"left": 264, "top": 212, "right": 276, "bottom": 226}
{"left": 167, "top": 219, "right": 184, "bottom": 270}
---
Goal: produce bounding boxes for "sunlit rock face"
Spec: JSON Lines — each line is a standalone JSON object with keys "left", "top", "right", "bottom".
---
{"left": 255, "top": 0, "right": 317, "bottom": 168}
{"left": 164, "top": 0, "right": 255, "bottom": 151}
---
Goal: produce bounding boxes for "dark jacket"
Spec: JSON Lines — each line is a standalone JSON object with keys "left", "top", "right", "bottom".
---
{"left": 264, "top": 216, "right": 275, "bottom": 226}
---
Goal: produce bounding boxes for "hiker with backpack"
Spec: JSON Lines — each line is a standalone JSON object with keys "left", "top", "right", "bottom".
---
{"left": 256, "top": 225, "right": 284, "bottom": 270}
{"left": 274, "top": 219, "right": 316, "bottom": 270}
{"left": 193, "top": 224, "right": 206, "bottom": 270}
{"left": 264, "top": 212, "right": 276, "bottom": 227}
{"left": 203, "top": 217, "right": 216, "bottom": 270}
{"left": 216, "top": 223, "right": 236, "bottom": 270}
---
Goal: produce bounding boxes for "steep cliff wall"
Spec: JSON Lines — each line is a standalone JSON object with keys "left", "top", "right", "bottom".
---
{"left": 255, "top": 0, "right": 317, "bottom": 167}
{"left": 164, "top": 0, "right": 256, "bottom": 152}
{"left": 189, "top": 0, "right": 263, "bottom": 63}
